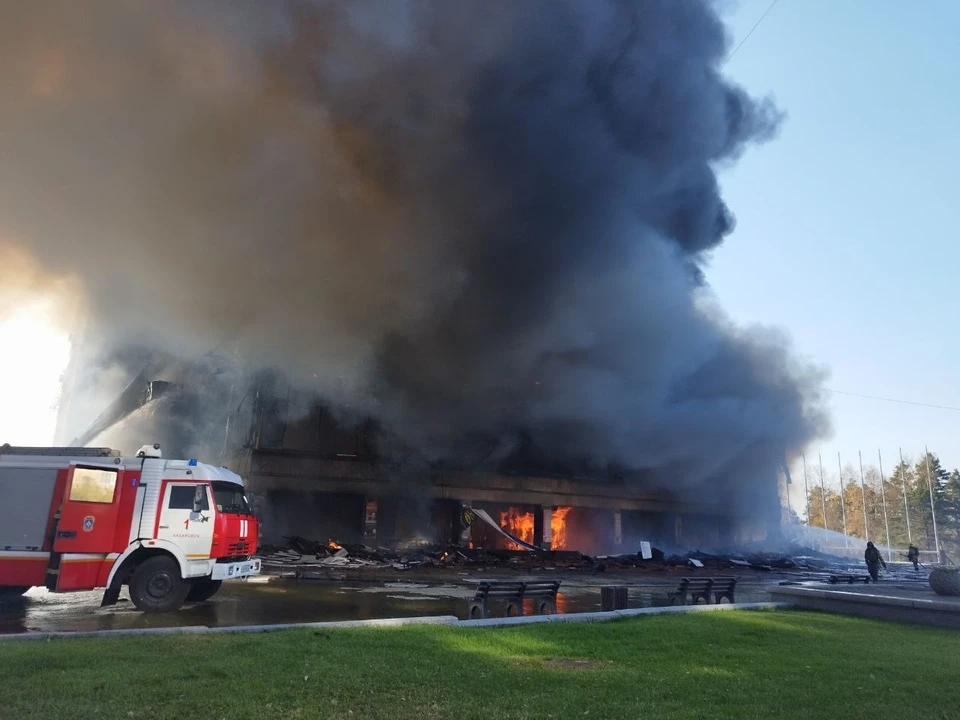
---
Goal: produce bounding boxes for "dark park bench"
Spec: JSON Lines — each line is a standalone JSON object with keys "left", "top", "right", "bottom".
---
{"left": 468, "top": 580, "right": 561, "bottom": 619}
{"left": 668, "top": 577, "right": 737, "bottom": 605}
{"left": 828, "top": 574, "right": 871, "bottom": 585}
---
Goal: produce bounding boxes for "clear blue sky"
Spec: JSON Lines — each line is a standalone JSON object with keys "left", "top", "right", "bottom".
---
{"left": 712, "top": 0, "right": 960, "bottom": 502}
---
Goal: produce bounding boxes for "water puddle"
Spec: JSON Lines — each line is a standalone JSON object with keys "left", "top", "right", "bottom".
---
{"left": 0, "top": 577, "right": 773, "bottom": 634}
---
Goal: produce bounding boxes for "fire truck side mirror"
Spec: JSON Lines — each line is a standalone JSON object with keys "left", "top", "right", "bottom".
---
{"left": 192, "top": 485, "right": 205, "bottom": 514}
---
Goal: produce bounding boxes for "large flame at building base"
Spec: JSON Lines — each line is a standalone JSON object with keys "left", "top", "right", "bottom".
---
{"left": 499, "top": 506, "right": 572, "bottom": 550}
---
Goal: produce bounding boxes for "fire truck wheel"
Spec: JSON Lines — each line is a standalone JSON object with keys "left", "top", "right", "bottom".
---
{"left": 129, "top": 556, "right": 190, "bottom": 612}
{"left": 185, "top": 579, "right": 222, "bottom": 603}
{"left": 0, "top": 586, "right": 29, "bottom": 604}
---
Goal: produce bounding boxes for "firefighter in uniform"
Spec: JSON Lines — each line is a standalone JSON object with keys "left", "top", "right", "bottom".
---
{"left": 864, "top": 541, "right": 886, "bottom": 581}
{"left": 907, "top": 544, "right": 920, "bottom": 571}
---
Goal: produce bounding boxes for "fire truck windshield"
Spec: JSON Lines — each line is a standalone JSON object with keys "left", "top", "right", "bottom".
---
{"left": 212, "top": 482, "right": 252, "bottom": 515}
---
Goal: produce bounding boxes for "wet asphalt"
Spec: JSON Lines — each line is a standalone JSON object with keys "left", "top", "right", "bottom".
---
{"left": 0, "top": 574, "right": 776, "bottom": 635}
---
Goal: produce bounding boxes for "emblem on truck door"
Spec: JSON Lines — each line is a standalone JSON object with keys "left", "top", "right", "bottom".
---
{"left": 82, "top": 516, "right": 95, "bottom": 532}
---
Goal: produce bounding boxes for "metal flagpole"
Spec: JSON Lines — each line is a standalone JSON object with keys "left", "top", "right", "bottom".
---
{"left": 818, "top": 453, "right": 828, "bottom": 531}
{"left": 858, "top": 451, "right": 870, "bottom": 542}
{"left": 802, "top": 454, "right": 811, "bottom": 526}
{"left": 837, "top": 452, "right": 849, "bottom": 546}
{"left": 877, "top": 449, "right": 892, "bottom": 562}
{"left": 783, "top": 458, "right": 793, "bottom": 520}
{"left": 899, "top": 447, "right": 912, "bottom": 543}
{"left": 924, "top": 446, "right": 941, "bottom": 559}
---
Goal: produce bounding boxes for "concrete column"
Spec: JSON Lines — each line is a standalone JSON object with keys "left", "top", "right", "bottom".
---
{"left": 533, "top": 504, "right": 544, "bottom": 548}
{"left": 362, "top": 498, "right": 378, "bottom": 544}
{"left": 374, "top": 497, "right": 397, "bottom": 546}
{"left": 541, "top": 506, "right": 553, "bottom": 550}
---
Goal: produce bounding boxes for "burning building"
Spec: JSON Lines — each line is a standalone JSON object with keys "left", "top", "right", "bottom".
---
{"left": 55, "top": 357, "right": 793, "bottom": 553}
{"left": 6, "top": 0, "right": 827, "bottom": 554}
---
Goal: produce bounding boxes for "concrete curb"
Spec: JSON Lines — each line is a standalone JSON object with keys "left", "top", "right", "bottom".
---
{"left": 0, "top": 625, "right": 212, "bottom": 642}
{"left": 203, "top": 615, "right": 461, "bottom": 635}
{"left": 0, "top": 602, "right": 792, "bottom": 642}
{"left": 769, "top": 585, "right": 960, "bottom": 629}
{"left": 771, "top": 585, "right": 959, "bottom": 611}
{"left": 459, "top": 602, "right": 791, "bottom": 628}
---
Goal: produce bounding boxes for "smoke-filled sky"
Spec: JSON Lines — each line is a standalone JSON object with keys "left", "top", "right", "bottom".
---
{"left": 0, "top": 1, "right": 828, "bottom": 493}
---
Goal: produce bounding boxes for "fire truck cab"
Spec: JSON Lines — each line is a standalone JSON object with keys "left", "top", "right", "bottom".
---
{"left": 0, "top": 444, "right": 260, "bottom": 612}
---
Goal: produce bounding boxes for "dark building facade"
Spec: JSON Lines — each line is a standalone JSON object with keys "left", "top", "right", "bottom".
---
{"left": 63, "top": 360, "right": 782, "bottom": 552}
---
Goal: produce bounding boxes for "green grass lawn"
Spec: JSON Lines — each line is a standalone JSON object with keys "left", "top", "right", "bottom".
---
{"left": 0, "top": 610, "right": 957, "bottom": 720}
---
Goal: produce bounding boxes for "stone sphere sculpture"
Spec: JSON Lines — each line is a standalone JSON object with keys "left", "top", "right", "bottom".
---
{"left": 928, "top": 567, "right": 960, "bottom": 596}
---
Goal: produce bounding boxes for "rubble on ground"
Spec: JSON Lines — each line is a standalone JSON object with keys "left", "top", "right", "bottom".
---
{"left": 258, "top": 536, "right": 599, "bottom": 575}
{"left": 258, "top": 536, "right": 874, "bottom": 578}
{"left": 259, "top": 537, "right": 406, "bottom": 572}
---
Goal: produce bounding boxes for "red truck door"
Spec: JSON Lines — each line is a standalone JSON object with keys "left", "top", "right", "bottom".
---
{"left": 53, "top": 465, "right": 124, "bottom": 590}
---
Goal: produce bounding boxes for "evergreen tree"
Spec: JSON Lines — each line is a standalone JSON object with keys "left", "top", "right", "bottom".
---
{"left": 802, "top": 450, "right": 960, "bottom": 558}
{"left": 862, "top": 466, "right": 890, "bottom": 548}
{"left": 910, "top": 452, "right": 948, "bottom": 550}
{"left": 936, "top": 468, "right": 960, "bottom": 555}
{"left": 886, "top": 459, "right": 915, "bottom": 549}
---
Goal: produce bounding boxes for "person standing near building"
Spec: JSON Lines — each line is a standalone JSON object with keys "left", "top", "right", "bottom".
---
{"left": 865, "top": 541, "right": 886, "bottom": 582}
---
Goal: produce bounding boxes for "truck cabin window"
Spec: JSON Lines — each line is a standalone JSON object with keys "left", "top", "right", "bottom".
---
{"left": 212, "top": 482, "right": 251, "bottom": 514}
{"left": 69, "top": 468, "right": 118, "bottom": 503}
{"left": 168, "top": 485, "right": 210, "bottom": 511}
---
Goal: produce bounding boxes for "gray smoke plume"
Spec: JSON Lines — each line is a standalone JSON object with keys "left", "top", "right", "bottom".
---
{"left": 0, "top": 1, "right": 828, "bottom": 502}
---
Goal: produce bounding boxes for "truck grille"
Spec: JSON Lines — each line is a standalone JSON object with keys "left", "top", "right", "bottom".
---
{"left": 227, "top": 542, "right": 251, "bottom": 555}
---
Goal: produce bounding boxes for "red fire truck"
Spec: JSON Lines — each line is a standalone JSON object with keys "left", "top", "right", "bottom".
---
{"left": 0, "top": 443, "right": 260, "bottom": 612}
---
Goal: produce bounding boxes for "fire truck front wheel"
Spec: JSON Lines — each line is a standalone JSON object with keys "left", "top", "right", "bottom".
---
{"left": 0, "top": 586, "right": 29, "bottom": 604}
{"left": 185, "top": 579, "right": 222, "bottom": 603}
{"left": 129, "top": 556, "right": 190, "bottom": 612}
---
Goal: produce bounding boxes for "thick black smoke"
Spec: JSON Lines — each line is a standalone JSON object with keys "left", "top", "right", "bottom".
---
{"left": 0, "top": 1, "right": 828, "bottom": 501}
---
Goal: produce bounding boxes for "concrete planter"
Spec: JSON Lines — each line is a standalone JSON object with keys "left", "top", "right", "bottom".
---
{"left": 928, "top": 567, "right": 960, "bottom": 597}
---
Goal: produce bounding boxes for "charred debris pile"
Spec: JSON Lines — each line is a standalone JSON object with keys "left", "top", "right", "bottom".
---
{"left": 260, "top": 537, "right": 596, "bottom": 575}
{"left": 259, "top": 537, "right": 855, "bottom": 577}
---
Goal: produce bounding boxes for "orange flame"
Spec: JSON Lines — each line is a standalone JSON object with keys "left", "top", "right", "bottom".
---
{"left": 499, "top": 508, "right": 535, "bottom": 549}
{"left": 498, "top": 506, "right": 574, "bottom": 550}
{"left": 327, "top": 539, "right": 343, "bottom": 551}
{"left": 550, "top": 506, "right": 572, "bottom": 550}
